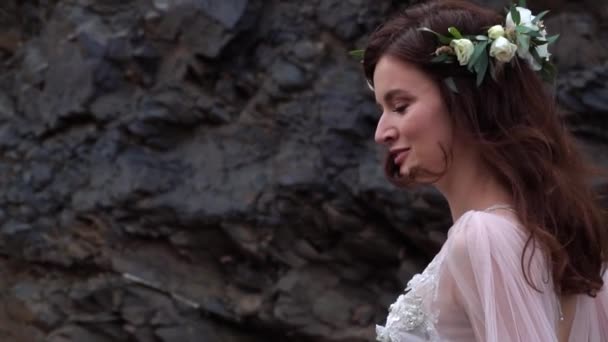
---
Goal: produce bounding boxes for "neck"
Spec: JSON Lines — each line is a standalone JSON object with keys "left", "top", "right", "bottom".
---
{"left": 435, "top": 148, "right": 513, "bottom": 222}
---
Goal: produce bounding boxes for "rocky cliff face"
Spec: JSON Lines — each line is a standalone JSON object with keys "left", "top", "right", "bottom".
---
{"left": 0, "top": 1, "right": 606, "bottom": 341}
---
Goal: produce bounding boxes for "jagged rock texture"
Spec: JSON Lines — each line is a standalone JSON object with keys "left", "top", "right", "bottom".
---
{"left": 0, "top": 0, "right": 606, "bottom": 341}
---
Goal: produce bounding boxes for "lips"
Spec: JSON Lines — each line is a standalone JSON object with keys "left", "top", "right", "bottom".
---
{"left": 390, "top": 148, "right": 410, "bottom": 166}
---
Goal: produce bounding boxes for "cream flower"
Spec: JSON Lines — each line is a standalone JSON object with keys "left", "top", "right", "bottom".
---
{"left": 536, "top": 43, "right": 550, "bottom": 60}
{"left": 489, "top": 36, "right": 518, "bottom": 63}
{"left": 488, "top": 25, "right": 505, "bottom": 40}
{"left": 519, "top": 44, "right": 550, "bottom": 71}
{"left": 506, "top": 7, "right": 536, "bottom": 29}
{"left": 450, "top": 39, "right": 475, "bottom": 66}
{"left": 535, "top": 29, "right": 551, "bottom": 61}
{"left": 505, "top": 7, "right": 551, "bottom": 70}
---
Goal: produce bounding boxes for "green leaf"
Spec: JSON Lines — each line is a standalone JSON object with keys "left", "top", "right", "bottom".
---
{"left": 546, "top": 34, "right": 560, "bottom": 45}
{"left": 431, "top": 54, "right": 452, "bottom": 63}
{"left": 467, "top": 41, "right": 489, "bottom": 71}
{"left": 515, "top": 26, "right": 538, "bottom": 34}
{"left": 349, "top": 49, "right": 364, "bottom": 60}
{"left": 448, "top": 26, "right": 463, "bottom": 39}
{"left": 519, "top": 0, "right": 527, "bottom": 8}
{"left": 516, "top": 30, "right": 545, "bottom": 40}
{"left": 516, "top": 32, "right": 530, "bottom": 55}
{"left": 444, "top": 77, "right": 459, "bottom": 93}
{"left": 418, "top": 27, "right": 453, "bottom": 44}
{"left": 529, "top": 47, "right": 545, "bottom": 67}
{"left": 510, "top": 5, "right": 521, "bottom": 25}
{"left": 475, "top": 35, "right": 489, "bottom": 41}
{"left": 527, "top": 30, "right": 543, "bottom": 38}
{"left": 531, "top": 38, "right": 545, "bottom": 46}
{"left": 532, "top": 10, "right": 550, "bottom": 24}
{"left": 475, "top": 51, "right": 489, "bottom": 86}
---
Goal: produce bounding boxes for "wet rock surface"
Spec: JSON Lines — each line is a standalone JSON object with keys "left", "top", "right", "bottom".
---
{"left": 0, "top": 0, "right": 606, "bottom": 341}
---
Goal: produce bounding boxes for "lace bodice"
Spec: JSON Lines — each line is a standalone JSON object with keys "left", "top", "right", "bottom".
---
{"left": 375, "top": 209, "right": 608, "bottom": 342}
{"left": 376, "top": 252, "right": 443, "bottom": 341}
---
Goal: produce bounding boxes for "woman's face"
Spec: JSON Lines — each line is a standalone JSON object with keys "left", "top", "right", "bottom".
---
{"left": 373, "top": 55, "right": 454, "bottom": 182}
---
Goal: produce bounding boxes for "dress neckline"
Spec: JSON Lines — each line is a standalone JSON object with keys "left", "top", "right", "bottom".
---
{"left": 482, "top": 203, "right": 515, "bottom": 213}
{"left": 451, "top": 204, "right": 519, "bottom": 232}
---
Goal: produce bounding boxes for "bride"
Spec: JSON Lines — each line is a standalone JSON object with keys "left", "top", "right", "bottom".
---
{"left": 360, "top": 0, "right": 608, "bottom": 341}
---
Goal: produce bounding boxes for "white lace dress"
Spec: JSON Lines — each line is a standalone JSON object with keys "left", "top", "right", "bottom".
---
{"left": 376, "top": 209, "right": 608, "bottom": 342}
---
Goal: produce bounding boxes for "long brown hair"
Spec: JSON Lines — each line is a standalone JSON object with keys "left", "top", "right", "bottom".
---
{"left": 363, "top": 0, "right": 608, "bottom": 296}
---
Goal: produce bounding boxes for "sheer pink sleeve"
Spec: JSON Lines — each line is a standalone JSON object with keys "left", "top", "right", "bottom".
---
{"left": 568, "top": 270, "right": 608, "bottom": 342}
{"left": 441, "top": 211, "right": 560, "bottom": 342}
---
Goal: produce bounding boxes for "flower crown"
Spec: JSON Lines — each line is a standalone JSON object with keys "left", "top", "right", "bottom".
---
{"left": 351, "top": 1, "right": 559, "bottom": 92}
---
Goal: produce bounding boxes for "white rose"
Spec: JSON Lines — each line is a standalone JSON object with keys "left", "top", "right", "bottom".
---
{"left": 521, "top": 43, "right": 550, "bottom": 71}
{"left": 535, "top": 29, "right": 551, "bottom": 61}
{"left": 488, "top": 25, "right": 505, "bottom": 40}
{"left": 513, "top": 35, "right": 542, "bottom": 70}
{"left": 506, "top": 6, "right": 535, "bottom": 29}
{"left": 489, "top": 36, "right": 518, "bottom": 63}
{"left": 506, "top": 7, "right": 550, "bottom": 70}
{"left": 450, "top": 39, "right": 475, "bottom": 66}
{"left": 520, "top": 31, "right": 551, "bottom": 70}
{"left": 536, "top": 43, "right": 550, "bottom": 60}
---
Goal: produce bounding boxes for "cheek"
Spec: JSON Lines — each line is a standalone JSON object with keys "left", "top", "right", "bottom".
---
{"left": 400, "top": 112, "right": 435, "bottom": 142}
{"left": 406, "top": 111, "right": 453, "bottom": 156}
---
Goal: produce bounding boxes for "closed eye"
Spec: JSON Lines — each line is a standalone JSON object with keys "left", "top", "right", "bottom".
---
{"left": 393, "top": 105, "right": 408, "bottom": 114}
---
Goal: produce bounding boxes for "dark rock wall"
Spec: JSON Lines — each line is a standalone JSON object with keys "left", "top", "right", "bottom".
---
{"left": 0, "top": 0, "right": 606, "bottom": 341}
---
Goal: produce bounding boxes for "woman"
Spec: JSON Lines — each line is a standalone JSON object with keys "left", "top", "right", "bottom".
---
{"left": 363, "top": 0, "right": 608, "bottom": 341}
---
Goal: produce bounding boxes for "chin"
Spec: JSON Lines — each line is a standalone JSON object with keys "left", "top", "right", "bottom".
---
{"left": 397, "top": 166, "right": 413, "bottom": 180}
{"left": 399, "top": 163, "right": 413, "bottom": 175}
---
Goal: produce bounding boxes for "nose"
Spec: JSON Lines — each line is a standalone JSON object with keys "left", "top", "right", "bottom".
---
{"left": 374, "top": 114, "right": 397, "bottom": 145}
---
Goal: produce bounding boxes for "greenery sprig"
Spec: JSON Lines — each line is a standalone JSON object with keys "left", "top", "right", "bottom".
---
{"left": 350, "top": 0, "right": 559, "bottom": 93}
{"left": 421, "top": 1, "right": 559, "bottom": 90}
